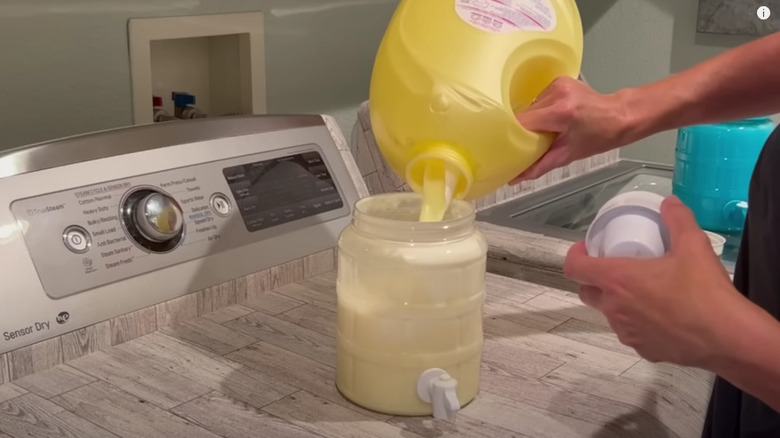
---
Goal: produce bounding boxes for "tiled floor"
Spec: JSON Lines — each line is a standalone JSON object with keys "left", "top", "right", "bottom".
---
{"left": 0, "top": 272, "right": 714, "bottom": 437}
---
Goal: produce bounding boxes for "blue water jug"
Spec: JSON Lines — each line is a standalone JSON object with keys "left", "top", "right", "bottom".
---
{"left": 673, "top": 118, "right": 776, "bottom": 233}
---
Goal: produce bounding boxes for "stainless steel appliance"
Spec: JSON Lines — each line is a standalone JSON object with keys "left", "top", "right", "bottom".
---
{"left": 0, "top": 115, "right": 362, "bottom": 354}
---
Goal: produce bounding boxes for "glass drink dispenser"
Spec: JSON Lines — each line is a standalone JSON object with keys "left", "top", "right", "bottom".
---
{"left": 335, "top": 193, "right": 488, "bottom": 419}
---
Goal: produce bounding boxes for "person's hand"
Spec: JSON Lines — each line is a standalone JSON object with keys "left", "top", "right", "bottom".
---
{"left": 511, "top": 77, "right": 634, "bottom": 184}
{"left": 563, "top": 196, "right": 740, "bottom": 367}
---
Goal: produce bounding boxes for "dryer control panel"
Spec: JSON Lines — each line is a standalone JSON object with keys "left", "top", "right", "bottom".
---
{"left": 11, "top": 143, "right": 348, "bottom": 299}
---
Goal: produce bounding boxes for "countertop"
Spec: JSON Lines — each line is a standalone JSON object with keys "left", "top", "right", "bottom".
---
{"left": 477, "top": 221, "right": 737, "bottom": 289}
{"left": 0, "top": 271, "right": 714, "bottom": 438}
{"left": 478, "top": 221, "right": 577, "bottom": 291}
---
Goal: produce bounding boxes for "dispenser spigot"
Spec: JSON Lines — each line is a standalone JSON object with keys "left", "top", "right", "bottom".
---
{"left": 417, "top": 368, "right": 461, "bottom": 421}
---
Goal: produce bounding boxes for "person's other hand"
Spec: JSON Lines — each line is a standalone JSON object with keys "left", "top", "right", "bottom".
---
{"left": 511, "top": 77, "right": 633, "bottom": 184}
{"left": 563, "top": 196, "right": 739, "bottom": 367}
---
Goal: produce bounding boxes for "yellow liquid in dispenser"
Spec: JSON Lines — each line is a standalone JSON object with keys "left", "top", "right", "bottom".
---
{"left": 336, "top": 194, "right": 488, "bottom": 416}
{"left": 369, "top": 0, "right": 584, "bottom": 210}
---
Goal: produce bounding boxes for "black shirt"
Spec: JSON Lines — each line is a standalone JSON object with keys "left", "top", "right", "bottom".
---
{"left": 701, "top": 124, "right": 780, "bottom": 437}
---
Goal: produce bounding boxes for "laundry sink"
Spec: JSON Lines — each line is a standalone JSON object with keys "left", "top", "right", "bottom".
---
{"left": 477, "top": 159, "right": 740, "bottom": 273}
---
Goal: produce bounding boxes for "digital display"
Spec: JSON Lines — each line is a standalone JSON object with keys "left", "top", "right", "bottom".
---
{"left": 222, "top": 150, "right": 344, "bottom": 232}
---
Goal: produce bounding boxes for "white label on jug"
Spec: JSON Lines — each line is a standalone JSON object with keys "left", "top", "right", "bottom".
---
{"left": 455, "top": 0, "right": 557, "bottom": 33}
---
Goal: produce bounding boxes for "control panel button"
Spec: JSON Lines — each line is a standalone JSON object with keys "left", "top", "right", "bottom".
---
{"left": 210, "top": 193, "right": 232, "bottom": 217}
{"left": 63, "top": 226, "right": 91, "bottom": 254}
{"left": 120, "top": 187, "right": 185, "bottom": 253}
{"left": 136, "top": 192, "right": 184, "bottom": 243}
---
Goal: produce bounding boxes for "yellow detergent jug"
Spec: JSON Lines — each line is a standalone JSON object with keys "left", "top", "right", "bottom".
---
{"left": 369, "top": 0, "right": 583, "bottom": 221}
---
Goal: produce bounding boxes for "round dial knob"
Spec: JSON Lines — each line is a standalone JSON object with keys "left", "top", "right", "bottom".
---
{"left": 120, "top": 188, "right": 185, "bottom": 253}
{"left": 134, "top": 192, "right": 184, "bottom": 243}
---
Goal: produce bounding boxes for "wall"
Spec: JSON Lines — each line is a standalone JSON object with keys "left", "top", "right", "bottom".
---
{"left": 0, "top": 0, "right": 399, "bottom": 151}
{"left": 577, "top": 0, "right": 764, "bottom": 165}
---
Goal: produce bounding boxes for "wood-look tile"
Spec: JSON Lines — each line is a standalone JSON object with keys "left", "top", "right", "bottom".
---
{"left": 487, "top": 258, "right": 577, "bottom": 293}
{"left": 461, "top": 392, "right": 619, "bottom": 438}
{"left": 481, "top": 337, "right": 564, "bottom": 379}
{"left": 109, "top": 306, "right": 157, "bottom": 346}
{"left": 353, "top": 133, "right": 377, "bottom": 176}
{"left": 120, "top": 333, "right": 297, "bottom": 409}
{"left": 479, "top": 361, "right": 678, "bottom": 436}
{"left": 52, "top": 381, "right": 220, "bottom": 438}
{"left": 197, "top": 280, "right": 239, "bottom": 316}
{"left": 61, "top": 321, "right": 112, "bottom": 362}
{"left": 12, "top": 364, "right": 95, "bottom": 399}
{"left": 244, "top": 291, "right": 305, "bottom": 315}
{"left": 270, "top": 259, "right": 305, "bottom": 289}
{"left": 303, "top": 249, "right": 335, "bottom": 278}
{"left": 363, "top": 172, "right": 384, "bottom": 195}
{"left": 488, "top": 304, "right": 570, "bottom": 333}
{"left": 0, "top": 383, "right": 27, "bottom": 404}
{"left": 202, "top": 304, "right": 255, "bottom": 324}
{"left": 159, "top": 317, "right": 256, "bottom": 355}
{"left": 542, "top": 362, "right": 709, "bottom": 438}
{"left": 0, "top": 392, "right": 116, "bottom": 438}
{"left": 484, "top": 317, "right": 638, "bottom": 376}
{"left": 549, "top": 318, "right": 635, "bottom": 356}
{"left": 483, "top": 276, "right": 570, "bottom": 332}
{"left": 273, "top": 279, "right": 337, "bottom": 312}
{"left": 263, "top": 391, "right": 419, "bottom": 438}
{"left": 226, "top": 341, "right": 391, "bottom": 421}
{"left": 388, "top": 414, "right": 528, "bottom": 438}
{"left": 242, "top": 269, "right": 272, "bottom": 302}
{"left": 172, "top": 391, "right": 325, "bottom": 438}
{"left": 224, "top": 311, "right": 337, "bottom": 367}
{"left": 524, "top": 290, "right": 609, "bottom": 327}
{"left": 485, "top": 273, "right": 547, "bottom": 303}
{"left": 7, "top": 337, "right": 63, "bottom": 380}
{"left": 277, "top": 304, "right": 337, "bottom": 338}
{"left": 365, "top": 131, "right": 404, "bottom": 192}
{"left": 622, "top": 360, "right": 715, "bottom": 413}
{"left": 67, "top": 349, "right": 211, "bottom": 410}
{"left": 156, "top": 293, "right": 198, "bottom": 327}
{"left": 0, "top": 353, "right": 7, "bottom": 384}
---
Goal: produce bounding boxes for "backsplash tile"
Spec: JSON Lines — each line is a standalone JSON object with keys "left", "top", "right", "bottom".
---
{"left": 110, "top": 306, "right": 158, "bottom": 346}
{"left": 270, "top": 259, "right": 305, "bottom": 289}
{"left": 156, "top": 293, "right": 199, "bottom": 328}
{"left": 8, "top": 337, "right": 63, "bottom": 381}
{"left": 0, "top": 353, "right": 8, "bottom": 384}
{"left": 60, "top": 321, "right": 112, "bottom": 362}
{"left": 304, "top": 249, "right": 336, "bottom": 278}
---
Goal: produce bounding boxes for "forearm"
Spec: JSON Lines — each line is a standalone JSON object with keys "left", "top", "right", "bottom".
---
{"left": 619, "top": 32, "right": 780, "bottom": 143}
{"left": 706, "top": 295, "right": 780, "bottom": 412}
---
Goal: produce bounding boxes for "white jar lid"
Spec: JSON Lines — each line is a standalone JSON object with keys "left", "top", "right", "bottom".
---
{"left": 585, "top": 191, "right": 670, "bottom": 259}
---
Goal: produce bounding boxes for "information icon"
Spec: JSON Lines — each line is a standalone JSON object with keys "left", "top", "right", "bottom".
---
{"left": 758, "top": 6, "right": 771, "bottom": 20}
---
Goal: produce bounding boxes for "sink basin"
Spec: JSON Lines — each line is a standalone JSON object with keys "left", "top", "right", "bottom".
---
{"left": 478, "top": 159, "right": 740, "bottom": 273}
{"left": 478, "top": 160, "right": 673, "bottom": 241}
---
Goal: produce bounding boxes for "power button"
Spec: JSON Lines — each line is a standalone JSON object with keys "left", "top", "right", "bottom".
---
{"left": 63, "top": 226, "right": 91, "bottom": 254}
{"left": 210, "top": 193, "right": 232, "bottom": 217}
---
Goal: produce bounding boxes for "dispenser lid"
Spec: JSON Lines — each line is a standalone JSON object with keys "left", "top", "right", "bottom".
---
{"left": 585, "top": 191, "right": 670, "bottom": 258}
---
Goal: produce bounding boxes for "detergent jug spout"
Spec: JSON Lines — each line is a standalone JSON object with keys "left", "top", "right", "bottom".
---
{"left": 407, "top": 143, "right": 472, "bottom": 222}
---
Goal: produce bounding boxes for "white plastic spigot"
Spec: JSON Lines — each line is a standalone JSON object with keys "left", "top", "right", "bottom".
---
{"left": 417, "top": 368, "right": 461, "bottom": 420}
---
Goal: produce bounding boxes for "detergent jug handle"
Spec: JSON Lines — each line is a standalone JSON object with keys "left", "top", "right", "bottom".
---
{"left": 723, "top": 200, "right": 748, "bottom": 228}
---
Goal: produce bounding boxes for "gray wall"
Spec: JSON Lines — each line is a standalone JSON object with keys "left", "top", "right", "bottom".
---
{"left": 0, "top": 0, "right": 399, "bottom": 151}
{"left": 578, "top": 0, "right": 767, "bottom": 165}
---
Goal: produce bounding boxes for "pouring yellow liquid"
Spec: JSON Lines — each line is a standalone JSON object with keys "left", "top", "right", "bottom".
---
{"left": 418, "top": 160, "right": 461, "bottom": 222}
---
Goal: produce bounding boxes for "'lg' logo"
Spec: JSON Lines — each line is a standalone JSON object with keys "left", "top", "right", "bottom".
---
{"left": 56, "top": 312, "right": 70, "bottom": 324}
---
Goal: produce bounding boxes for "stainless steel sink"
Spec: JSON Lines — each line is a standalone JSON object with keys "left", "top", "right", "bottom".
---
{"left": 478, "top": 160, "right": 673, "bottom": 242}
{"left": 477, "top": 159, "right": 740, "bottom": 272}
